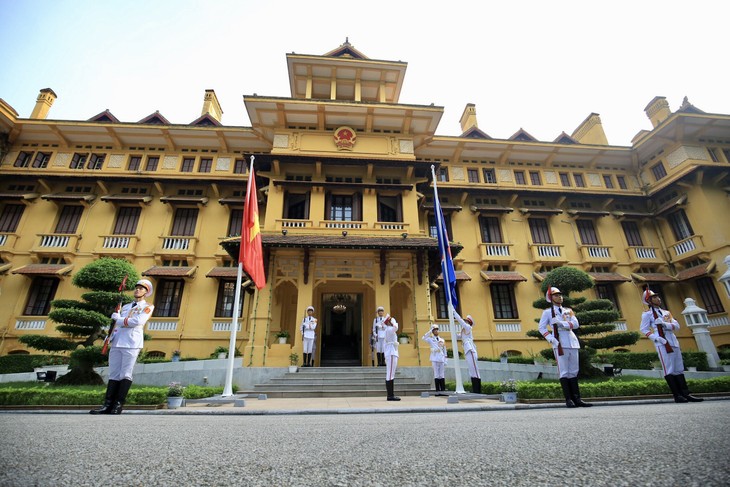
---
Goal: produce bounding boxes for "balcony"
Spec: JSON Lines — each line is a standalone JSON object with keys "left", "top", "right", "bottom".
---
{"left": 478, "top": 242, "right": 516, "bottom": 265}
{"left": 708, "top": 313, "right": 729, "bottom": 328}
{"left": 146, "top": 319, "right": 179, "bottom": 332}
{"left": 32, "top": 233, "right": 81, "bottom": 254}
{"left": 94, "top": 235, "right": 139, "bottom": 256}
{"left": 579, "top": 245, "right": 617, "bottom": 265}
{"left": 211, "top": 319, "right": 242, "bottom": 333}
{"left": 276, "top": 219, "right": 314, "bottom": 229}
{"left": 670, "top": 235, "right": 705, "bottom": 261}
{"left": 374, "top": 222, "right": 410, "bottom": 232}
{"left": 321, "top": 220, "right": 367, "bottom": 230}
{"left": 15, "top": 319, "right": 47, "bottom": 330}
{"left": 0, "top": 233, "right": 19, "bottom": 257}
{"left": 626, "top": 246, "right": 664, "bottom": 265}
{"left": 528, "top": 243, "right": 567, "bottom": 265}
{"left": 154, "top": 236, "right": 198, "bottom": 257}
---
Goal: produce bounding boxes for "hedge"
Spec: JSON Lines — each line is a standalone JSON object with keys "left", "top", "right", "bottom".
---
{"left": 596, "top": 352, "right": 710, "bottom": 371}
{"left": 0, "top": 355, "right": 70, "bottom": 374}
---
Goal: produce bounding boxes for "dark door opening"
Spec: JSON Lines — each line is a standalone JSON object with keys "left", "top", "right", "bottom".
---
{"left": 320, "top": 293, "right": 361, "bottom": 367}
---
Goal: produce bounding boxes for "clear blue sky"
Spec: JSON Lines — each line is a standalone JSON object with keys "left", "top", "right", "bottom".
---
{"left": 1, "top": 0, "right": 727, "bottom": 146}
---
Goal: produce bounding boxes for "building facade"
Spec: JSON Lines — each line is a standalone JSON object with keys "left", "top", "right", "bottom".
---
{"left": 1, "top": 41, "right": 729, "bottom": 366}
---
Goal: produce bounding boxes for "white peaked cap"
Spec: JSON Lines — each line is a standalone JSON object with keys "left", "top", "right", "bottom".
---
{"left": 545, "top": 287, "right": 561, "bottom": 303}
{"left": 376, "top": 306, "right": 384, "bottom": 312}
{"left": 642, "top": 289, "right": 657, "bottom": 305}
{"left": 136, "top": 279, "right": 153, "bottom": 297}
{"left": 306, "top": 306, "right": 315, "bottom": 312}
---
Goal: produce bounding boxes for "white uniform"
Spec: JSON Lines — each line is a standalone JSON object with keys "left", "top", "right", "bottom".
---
{"left": 538, "top": 304, "right": 580, "bottom": 379}
{"left": 108, "top": 300, "right": 154, "bottom": 381}
{"left": 454, "top": 312, "right": 480, "bottom": 380}
{"left": 300, "top": 316, "right": 317, "bottom": 354}
{"left": 421, "top": 331, "right": 447, "bottom": 380}
{"left": 384, "top": 318, "right": 399, "bottom": 381}
{"left": 640, "top": 307, "right": 683, "bottom": 375}
{"left": 372, "top": 316, "right": 386, "bottom": 353}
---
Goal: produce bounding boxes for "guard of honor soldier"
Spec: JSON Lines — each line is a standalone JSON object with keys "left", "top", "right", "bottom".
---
{"left": 538, "top": 287, "right": 592, "bottom": 408}
{"left": 300, "top": 306, "right": 317, "bottom": 367}
{"left": 454, "top": 310, "right": 481, "bottom": 394}
{"left": 641, "top": 288, "right": 703, "bottom": 403}
{"left": 372, "top": 306, "right": 387, "bottom": 367}
{"left": 383, "top": 314, "right": 401, "bottom": 401}
{"left": 422, "top": 324, "right": 448, "bottom": 395}
{"left": 90, "top": 279, "right": 155, "bottom": 415}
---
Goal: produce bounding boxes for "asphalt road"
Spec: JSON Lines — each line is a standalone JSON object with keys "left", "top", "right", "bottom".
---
{"left": 1, "top": 402, "right": 729, "bottom": 486}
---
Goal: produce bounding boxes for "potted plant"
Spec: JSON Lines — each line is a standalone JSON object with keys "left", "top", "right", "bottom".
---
{"left": 720, "top": 359, "right": 730, "bottom": 372}
{"left": 398, "top": 332, "right": 410, "bottom": 344}
{"left": 651, "top": 360, "right": 663, "bottom": 371}
{"left": 171, "top": 350, "right": 181, "bottom": 362}
{"left": 211, "top": 346, "right": 227, "bottom": 359}
{"left": 499, "top": 378, "right": 518, "bottom": 404}
{"left": 499, "top": 352, "right": 508, "bottom": 364}
{"left": 167, "top": 382, "right": 185, "bottom": 409}
{"left": 289, "top": 353, "right": 299, "bottom": 373}
{"left": 275, "top": 330, "right": 290, "bottom": 344}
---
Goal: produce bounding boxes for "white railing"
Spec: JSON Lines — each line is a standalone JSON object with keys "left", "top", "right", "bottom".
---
{"left": 212, "top": 321, "right": 242, "bottom": 332}
{"left": 586, "top": 246, "right": 611, "bottom": 258}
{"left": 633, "top": 247, "right": 657, "bottom": 259}
{"left": 161, "top": 237, "right": 192, "bottom": 250}
{"left": 708, "top": 314, "right": 730, "bottom": 327}
{"left": 535, "top": 244, "right": 562, "bottom": 257}
{"left": 672, "top": 236, "right": 697, "bottom": 256}
{"left": 495, "top": 323, "right": 521, "bottom": 332}
{"left": 611, "top": 321, "right": 628, "bottom": 331}
{"left": 280, "top": 219, "right": 311, "bottom": 228}
{"left": 39, "top": 234, "right": 70, "bottom": 248}
{"left": 375, "top": 222, "right": 405, "bottom": 230}
{"left": 484, "top": 243, "right": 511, "bottom": 256}
{"left": 146, "top": 320, "right": 178, "bottom": 331}
{"left": 102, "top": 236, "right": 131, "bottom": 249}
{"left": 15, "top": 319, "right": 46, "bottom": 330}
{"left": 0, "top": 234, "right": 6, "bottom": 246}
{"left": 323, "top": 220, "right": 365, "bottom": 229}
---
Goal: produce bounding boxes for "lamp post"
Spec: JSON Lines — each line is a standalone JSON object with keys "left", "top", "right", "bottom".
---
{"left": 681, "top": 297, "right": 721, "bottom": 369}
{"left": 718, "top": 255, "right": 730, "bottom": 298}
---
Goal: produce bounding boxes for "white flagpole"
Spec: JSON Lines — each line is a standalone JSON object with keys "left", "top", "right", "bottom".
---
{"left": 431, "top": 165, "right": 465, "bottom": 394}
{"left": 222, "top": 155, "right": 255, "bottom": 397}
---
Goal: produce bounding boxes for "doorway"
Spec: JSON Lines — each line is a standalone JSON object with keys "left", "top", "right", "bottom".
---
{"left": 320, "top": 293, "right": 362, "bottom": 367}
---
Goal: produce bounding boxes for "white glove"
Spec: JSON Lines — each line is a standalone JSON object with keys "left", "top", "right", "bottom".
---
{"left": 546, "top": 336, "right": 560, "bottom": 347}
{"left": 111, "top": 312, "right": 121, "bottom": 320}
{"left": 653, "top": 318, "right": 665, "bottom": 326}
{"left": 648, "top": 333, "right": 666, "bottom": 345}
{"left": 662, "top": 322, "right": 674, "bottom": 331}
{"left": 550, "top": 317, "right": 560, "bottom": 326}
{"left": 559, "top": 322, "right": 572, "bottom": 330}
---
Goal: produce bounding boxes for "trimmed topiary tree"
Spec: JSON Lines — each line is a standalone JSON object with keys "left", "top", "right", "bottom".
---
{"left": 18, "top": 258, "right": 140, "bottom": 385}
{"left": 526, "top": 266, "right": 640, "bottom": 377}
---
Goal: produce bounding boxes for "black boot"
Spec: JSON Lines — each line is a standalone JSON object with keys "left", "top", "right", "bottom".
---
{"left": 110, "top": 379, "right": 133, "bottom": 414}
{"left": 471, "top": 377, "right": 481, "bottom": 394}
{"left": 665, "top": 375, "right": 688, "bottom": 403}
{"left": 306, "top": 353, "right": 311, "bottom": 367}
{"left": 436, "top": 378, "right": 448, "bottom": 396}
{"left": 89, "top": 380, "right": 120, "bottom": 414}
{"left": 560, "top": 378, "right": 577, "bottom": 408}
{"left": 379, "top": 353, "right": 385, "bottom": 366}
{"left": 676, "top": 374, "right": 703, "bottom": 402}
{"left": 569, "top": 377, "right": 593, "bottom": 407}
{"left": 386, "top": 380, "right": 401, "bottom": 401}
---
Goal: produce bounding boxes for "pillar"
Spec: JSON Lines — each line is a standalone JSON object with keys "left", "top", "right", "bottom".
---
{"left": 681, "top": 297, "right": 721, "bottom": 369}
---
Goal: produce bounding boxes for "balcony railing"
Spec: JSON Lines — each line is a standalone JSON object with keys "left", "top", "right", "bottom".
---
{"left": 146, "top": 319, "right": 179, "bottom": 331}
{"left": 15, "top": 319, "right": 47, "bottom": 330}
{"left": 579, "top": 245, "right": 617, "bottom": 264}
{"left": 374, "top": 222, "right": 409, "bottom": 231}
{"left": 495, "top": 323, "right": 522, "bottom": 332}
{"left": 156, "top": 236, "right": 197, "bottom": 255}
{"left": 671, "top": 235, "right": 704, "bottom": 259}
{"left": 212, "top": 320, "right": 242, "bottom": 332}
{"left": 0, "top": 233, "right": 19, "bottom": 249}
{"left": 95, "top": 235, "right": 139, "bottom": 255}
{"left": 322, "top": 220, "right": 366, "bottom": 229}
{"left": 478, "top": 243, "right": 516, "bottom": 264}
{"left": 34, "top": 233, "right": 81, "bottom": 253}
{"left": 708, "top": 313, "right": 729, "bottom": 328}
{"left": 628, "top": 246, "right": 659, "bottom": 260}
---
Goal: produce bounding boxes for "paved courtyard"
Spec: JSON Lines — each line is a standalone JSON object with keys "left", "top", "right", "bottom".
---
{"left": 1, "top": 401, "right": 728, "bottom": 486}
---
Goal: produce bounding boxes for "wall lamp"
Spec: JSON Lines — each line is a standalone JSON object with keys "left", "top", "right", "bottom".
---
{"left": 342, "top": 230, "right": 348, "bottom": 237}
{"left": 401, "top": 232, "right": 408, "bottom": 239}
{"left": 281, "top": 229, "right": 287, "bottom": 235}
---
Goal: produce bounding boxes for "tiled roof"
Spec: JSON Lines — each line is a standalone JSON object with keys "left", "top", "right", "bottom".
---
{"left": 631, "top": 272, "right": 677, "bottom": 282}
{"left": 437, "top": 270, "right": 471, "bottom": 281}
{"left": 589, "top": 272, "right": 631, "bottom": 282}
{"left": 206, "top": 267, "right": 240, "bottom": 278}
{"left": 223, "top": 234, "right": 456, "bottom": 251}
{"left": 675, "top": 262, "right": 715, "bottom": 282}
{"left": 100, "top": 194, "right": 152, "bottom": 203}
{"left": 142, "top": 266, "right": 197, "bottom": 277}
{"left": 12, "top": 264, "right": 73, "bottom": 276}
{"left": 480, "top": 271, "right": 527, "bottom": 282}
{"left": 41, "top": 193, "right": 96, "bottom": 202}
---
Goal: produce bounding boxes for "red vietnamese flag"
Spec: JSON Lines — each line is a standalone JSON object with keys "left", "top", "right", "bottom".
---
{"left": 240, "top": 161, "right": 266, "bottom": 289}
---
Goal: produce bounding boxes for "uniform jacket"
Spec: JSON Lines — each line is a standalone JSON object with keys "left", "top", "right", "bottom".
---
{"left": 383, "top": 319, "right": 399, "bottom": 357}
{"left": 300, "top": 316, "right": 317, "bottom": 339}
{"left": 454, "top": 312, "right": 477, "bottom": 355}
{"left": 538, "top": 305, "right": 580, "bottom": 349}
{"left": 421, "top": 332, "right": 447, "bottom": 363}
{"left": 640, "top": 308, "right": 681, "bottom": 348}
{"left": 373, "top": 316, "right": 387, "bottom": 340}
{"left": 110, "top": 300, "right": 154, "bottom": 349}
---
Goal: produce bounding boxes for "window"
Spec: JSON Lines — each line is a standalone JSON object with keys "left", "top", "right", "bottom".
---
{"left": 215, "top": 281, "right": 244, "bottom": 317}
{"left": 602, "top": 175, "right": 614, "bottom": 188}
{"left": 696, "top": 277, "right": 724, "bottom": 314}
{"left": 32, "top": 152, "right": 51, "bottom": 168}
{"left": 482, "top": 168, "right": 497, "bottom": 184}
{"left": 576, "top": 220, "right": 599, "bottom": 245}
{"left": 145, "top": 156, "right": 159, "bottom": 171}
{"left": 128, "top": 156, "right": 142, "bottom": 171}
{"left": 479, "top": 216, "right": 503, "bottom": 243}
{"left": 437, "top": 168, "right": 449, "bottom": 182}
{"left": 573, "top": 173, "right": 585, "bottom": 187}
{"left": 651, "top": 162, "right": 667, "bottom": 181}
{"left": 667, "top": 209, "right": 694, "bottom": 241}
{"left": 227, "top": 209, "right": 243, "bottom": 236}
{"left": 616, "top": 176, "right": 627, "bottom": 189}
{"left": 514, "top": 171, "right": 526, "bottom": 185}
{"left": 490, "top": 284, "right": 518, "bottom": 319}
{"left": 559, "top": 173, "right": 571, "bottom": 187}
{"left": 529, "top": 171, "right": 541, "bottom": 185}
{"left": 428, "top": 213, "right": 453, "bottom": 239}
{"left": 24, "top": 277, "right": 59, "bottom": 316}
{"left": 112, "top": 207, "right": 141, "bottom": 235}
{"left": 14, "top": 152, "right": 33, "bottom": 168}
{"left": 199, "top": 158, "right": 213, "bottom": 173}
{"left": 0, "top": 204, "right": 25, "bottom": 232}
{"left": 55, "top": 206, "right": 83, "bottom": 233}
{"left": 326, "top": 193, "right": 361, "bottom": 221}
{"left": 170, "top": 208, "right": 198, "bottom": 236}
{"left": 435, "top": 286, "right": 460, "bottom": 319}
{"left": 87, "top": 154, "right": 105, "bottom": 170}
{"left": 528, "top": 218, "right": 552, "bottom": 244}
{"left": 181, "top": 157, "right": 195, "bottom": 172}
{"left": 621, "top": 221, "right": 644, "bottom": 247}
{"left": 233, "top": 158, "right": 246, "bottom": 174}
{"left": 377, "top": 195, "right": 402, "bottom": 222}
{"left": 596, "top": 283, "right": 621, "bottom": 316}
{"left": 467, "top": 169, "right": 479, "bottom": 183}
{"left": 69, "top": 153, "right": 88, "bottom": 169}
{"left": 284, "top": 193, "right": 310, "bottom": 220}
{"left": 154, "top": 279, "right": 184, "bottom": 317}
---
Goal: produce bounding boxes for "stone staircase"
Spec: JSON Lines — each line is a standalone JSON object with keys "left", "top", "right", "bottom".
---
{"left": 247, "top": 367, "right": 432, "bottom": 398}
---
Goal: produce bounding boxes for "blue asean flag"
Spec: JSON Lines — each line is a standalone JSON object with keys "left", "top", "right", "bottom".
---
{"left": 432, "top": 174, "right": 458, "bottom": 308}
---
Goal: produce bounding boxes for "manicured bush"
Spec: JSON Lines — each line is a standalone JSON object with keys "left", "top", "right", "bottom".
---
{"left": 597, "top": 351, "right": 710, "bottom": 371}
{"left": 183, "top": 385, "right": 229, "bottom": 399}
{"left": 0, "top": 355, "right": 71, "bottom": 374}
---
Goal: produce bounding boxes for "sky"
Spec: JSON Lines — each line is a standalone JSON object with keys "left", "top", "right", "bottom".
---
{"left": 1, "top": 0, "right": 727, "bottom": 147}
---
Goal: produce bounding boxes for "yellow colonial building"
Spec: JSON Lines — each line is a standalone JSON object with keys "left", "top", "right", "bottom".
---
{"left": 1, "top": 41, "right": 729, "bottom": 367}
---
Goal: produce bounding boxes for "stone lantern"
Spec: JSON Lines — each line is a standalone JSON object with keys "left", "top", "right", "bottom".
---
{"left": 718, "top": 255, "right": 730, "bottom": 298}
{"left": 681, "top": 297, "right": 721, "bottom": 369}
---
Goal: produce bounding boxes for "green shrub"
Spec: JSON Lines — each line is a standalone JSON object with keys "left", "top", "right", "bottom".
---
{"left": 183, "top": 385, "right": 229, "bottom": 399}
{"left": 597, "top": 351, "right": 710, "bottom": 371}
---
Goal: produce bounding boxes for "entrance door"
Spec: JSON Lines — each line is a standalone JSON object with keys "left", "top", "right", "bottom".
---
{"left": 320, "top": 293, "right": 361, "bottom": 367}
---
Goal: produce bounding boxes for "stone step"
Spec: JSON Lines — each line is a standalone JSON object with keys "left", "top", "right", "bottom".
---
{"left": 265, "top": 378, "right": 420, "bottom": 386}
{"left": 254, "top": 383, "right": 429, "bottom": 392}
{"left": 241, "top": 388, "right": 428, "bottom": 398}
